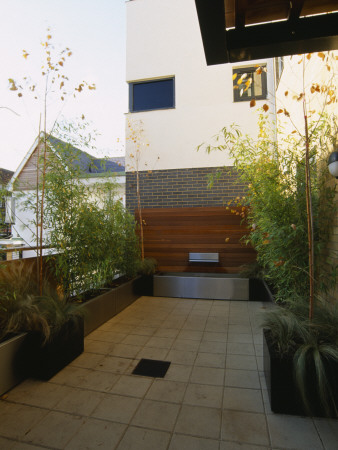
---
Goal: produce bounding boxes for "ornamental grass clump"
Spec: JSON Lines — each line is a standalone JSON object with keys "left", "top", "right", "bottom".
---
{"left": 263, "top": 296, "right": 338, "bottom": 417}
{"left": 0, "top": 261, "right": 82, "bottom": 343}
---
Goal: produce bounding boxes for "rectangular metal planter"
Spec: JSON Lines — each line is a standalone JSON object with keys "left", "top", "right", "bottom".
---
{"left": 115, "top": 278, "right": 140, "bottom": 314}
{"left": 21, "top": 317, "right": 84, "bottom": 381}
{"left": 249, "top": 278, "right": 274, "bottom": 302}
{"left": 0, "top": 276, "right": 147, "bottom": 394}
{"left": 0, "top": 333, "right": 28, "bottom": 396}
{"left": 81, "top": 276, "right": 146, "bottom": 336}
{"left": 81, "top": 288, "right": 117, "bottom": 336}
{"left": 263, "top": 328, "right": 338, "bottom": 418}
{"left": 154, "top": 273, "right": 249, "bottom": 300}
{"left": 154, "top": 273, "right": 273, "bottom": 302}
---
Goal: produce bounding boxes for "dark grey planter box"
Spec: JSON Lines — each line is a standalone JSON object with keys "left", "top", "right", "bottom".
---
{"left": 0, "top": 333, "right": 28, "bottom": 396}
{"left": 263, "top": 328, "right": 338, "bottom": 418}
{"left": 249, "top": 278, "right": 274, "bottom": 302}
{"left": 0, "top": 276, "right": 148, "bottom": 394}
{"left": 1, "top": 323, "right": 84, "bottom": 393}
{"left": 20, "top": 317, "right": 84, "bottom": 381}
{"left": 81, "top": 288, "right": 117, "bottom": 336}
{"left": 81, "top": 276, "right": 146, "bottom": 336}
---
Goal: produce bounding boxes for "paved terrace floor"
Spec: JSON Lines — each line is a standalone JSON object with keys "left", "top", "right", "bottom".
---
{"left": 0, "top": 296, "right": 337, "bottom": 450}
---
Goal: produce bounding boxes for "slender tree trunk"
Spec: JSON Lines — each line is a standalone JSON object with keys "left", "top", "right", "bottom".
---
{"left": 36, "top": 117, "right": 41, "bottom": 290}
{"left": 136, "top": 169, "right": 144, "bottom": 260}
{"left": 39, "top": 77, "right": 48, "bottom": 295}
{"left": 302, "top": 60, "right": 315, "bottom": 320}
{"left": 39, "top": 134, "right": 48, "bottom": 294}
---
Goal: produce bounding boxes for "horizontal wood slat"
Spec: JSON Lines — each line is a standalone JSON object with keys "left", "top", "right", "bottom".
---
{"left": 0, "top": 256, "right": 58, "bottom": 289}
{"left": 136, "top": 207, "right": 256, "bottom": 273}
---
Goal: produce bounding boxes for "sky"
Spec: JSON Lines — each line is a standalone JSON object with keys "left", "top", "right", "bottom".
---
{"left": 0, "top": 0, "right": 127, "bottom": 171}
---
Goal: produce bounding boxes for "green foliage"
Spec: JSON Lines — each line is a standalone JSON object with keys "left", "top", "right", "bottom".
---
{"left": 0, "top": 261, "right": 82, "bottom": 343}
{"left": 137, "top": 257, "right": 157, "bottom": 276}
{"left": 263, "top": 297, "right": 338, "bottom": 417}
{"left": 199, "top": 113, "right": 337, "bottom": 302}
{"left": 8, "top": 30, "right": 100, "bottom": 300}
{"left": 239, "top": 261, "right": 266, "bottom": 279}
{"left": 198, "top": 53, "right": 338, "bottom": 418}
{"left": 0, "top": 186, "right": 10, "bottom": 240}
{"left": 31, "top": 139, "right": 141, "bottom": 296}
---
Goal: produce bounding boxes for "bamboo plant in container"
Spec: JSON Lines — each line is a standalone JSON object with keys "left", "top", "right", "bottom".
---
{"left": 199, "top": 52, "right": 338, "bottom": 417}
{"left": 262, "top": 296, "right": 338, "bottom": 417}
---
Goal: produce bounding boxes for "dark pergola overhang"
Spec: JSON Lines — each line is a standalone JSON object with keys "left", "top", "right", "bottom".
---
{"left": 194, "top": 0, "right": 338, "bottom": 65}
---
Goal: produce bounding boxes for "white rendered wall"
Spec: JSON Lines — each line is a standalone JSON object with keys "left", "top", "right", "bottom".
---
{"left": 11, "top": 193, "right": 39, "bottom": 258}
{"left": 126, "top": 0, "right": 275, "bottom": 172}
{"left": 276, "top": 53, "right": 338, "bottom": 135}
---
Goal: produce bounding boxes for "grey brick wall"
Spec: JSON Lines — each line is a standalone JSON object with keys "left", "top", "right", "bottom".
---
{"left": 126, "top": 166, "right": 247, "bottom": 211}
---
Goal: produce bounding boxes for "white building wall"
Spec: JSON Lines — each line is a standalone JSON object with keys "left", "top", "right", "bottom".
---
{"left": 275, "top": 51, "right": 338, "bottom": 302}
{"left": 126, "top": 0, "right": 275, "bottom": 172}
{"left": 11, "top": 193, "right": 38, "bottom": 258}
{"left": 276, "top": 53, "right": 338, "bottom": 134}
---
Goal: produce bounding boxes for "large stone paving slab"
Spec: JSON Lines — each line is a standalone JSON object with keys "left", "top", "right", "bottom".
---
{"left": 0, "top": 297, "right": 336, "bottom": 449}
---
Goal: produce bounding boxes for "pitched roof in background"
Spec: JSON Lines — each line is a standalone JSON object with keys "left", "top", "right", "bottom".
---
{"left": 0, "top": 168, "right": 14, "bottom": 186}
{"left": 108, "top": 156, "right": 125, "bottom": 170}
{"left": 47, "top": 136, "right": 125, "bottom": 174}
{"left": 8, "top": 133, "right": 125, "bottom": 192}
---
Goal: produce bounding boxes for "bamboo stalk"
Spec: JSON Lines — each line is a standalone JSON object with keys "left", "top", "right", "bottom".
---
{"left": 136, "top": 169, "right": 144, "bottom": 261}
{"left": 302, "top": 58, "right": 315, "bottom": 320}
{"left": 39, "top": 76, "right": 48, "bottom": 295}
{"left": 36, "top": 117, "right": 41, "bottom": 289}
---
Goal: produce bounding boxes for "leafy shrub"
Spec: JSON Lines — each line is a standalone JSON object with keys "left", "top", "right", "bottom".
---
{"left": 137, "top": 257, "right": 157, "bottom": 276}
{"left": 38, "top": 148, "right": 140, "bottom": 296}
{"left": 199, "top": 113, "right": 337, "bottom": 302}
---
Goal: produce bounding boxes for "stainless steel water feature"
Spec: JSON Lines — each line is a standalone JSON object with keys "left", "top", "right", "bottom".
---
{"left": 188, "top": 252, "right": 219, "bottom": 263}
{"left": 153, "top": 273, "right": 249, "bottom": 301}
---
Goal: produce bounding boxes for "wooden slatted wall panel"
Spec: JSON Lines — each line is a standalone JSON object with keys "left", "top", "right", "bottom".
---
{"left": 15, "top": 143, "right": 53, "bottom": 191}
{"left": 136, "top": 207, "right": 256, "bottom": 273}
{"left": 0, "top": 256, "right": 58, "bottom": 289}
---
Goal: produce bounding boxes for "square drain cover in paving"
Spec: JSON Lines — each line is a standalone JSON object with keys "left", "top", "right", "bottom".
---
{"left": 132, "top": 358, "right": 171, "bottom": 378}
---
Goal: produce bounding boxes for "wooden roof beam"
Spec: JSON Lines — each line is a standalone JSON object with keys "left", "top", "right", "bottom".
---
{"left": 195, "top": 0, "right": 228, "bottom": 65}
{"left": 235, "top": 0, "right": 246, "bottom": 28}
{"left": 288, "top": 0, "right": 305, "bottom": 22}
{"left": 226, "top": 12, "right": 338, "bottom": 62}
{"left": 195, "top": 0, "right": 338, "bottom": 65}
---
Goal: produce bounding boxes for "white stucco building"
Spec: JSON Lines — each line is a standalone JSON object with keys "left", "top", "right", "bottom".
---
{"left": 125, "top": 0, "right": 276, "bottom": 211}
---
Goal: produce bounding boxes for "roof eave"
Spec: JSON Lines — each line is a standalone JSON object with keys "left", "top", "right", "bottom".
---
{"left": 195, "top": 0, "right": 338, "bottom": 65}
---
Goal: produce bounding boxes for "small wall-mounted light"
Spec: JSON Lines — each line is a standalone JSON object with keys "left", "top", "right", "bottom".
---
{"left": 328, "top": 151, "right": 338, "bottom": 179}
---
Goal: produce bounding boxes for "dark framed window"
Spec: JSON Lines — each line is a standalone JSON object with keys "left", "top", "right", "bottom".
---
{"left": 233, "top": 66, "right": 267, "bottom": 102}
{"left": 129, "top": 77, "right": 175, "bottom": 112}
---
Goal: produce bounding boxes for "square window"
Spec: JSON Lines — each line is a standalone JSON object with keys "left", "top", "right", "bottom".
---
{"left": 233, "top": 66, "right": 267, "bottom": 102}
{"left": 129, "top": 77, "right": 175, "bottom": 112}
